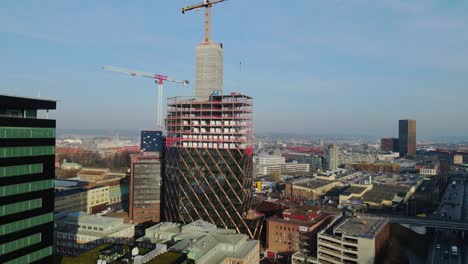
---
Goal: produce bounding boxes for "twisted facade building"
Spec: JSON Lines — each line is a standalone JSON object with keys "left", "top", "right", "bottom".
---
{"left": 163, "top": 93, "right": 263, "bottom": 239}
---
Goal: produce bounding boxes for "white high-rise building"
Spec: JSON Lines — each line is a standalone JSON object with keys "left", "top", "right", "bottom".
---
{"left": 326, "top": 144, "right": 340, "bottom": 170}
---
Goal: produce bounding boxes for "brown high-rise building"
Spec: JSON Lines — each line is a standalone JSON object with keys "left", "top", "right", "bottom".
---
{"left": 381, "top": 138, "right": 399, "bottom": 152}
{"left": 129, "top": 153, "right": 162, "bottom": 224}
{"left": 399, "top": 119, "right": 416, "bottom": 157}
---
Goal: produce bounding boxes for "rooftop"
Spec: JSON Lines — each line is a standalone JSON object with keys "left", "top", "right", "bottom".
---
{"left": 335, "top": 216, "right": 388, "bottom": 238}
{"left": 138, "top": 220, "right": 258, "bottom": 264}
{"left": 55, "top": 187, "right": 87, "bottom": 197}
{"left": 0, "top": 94, "right": 56, "bottom": 110}
{"left": 293, "top": 178, "right": 333, "bottom": 190}
{"left": 361, "top": 184, "right": 412, "bottom": 204}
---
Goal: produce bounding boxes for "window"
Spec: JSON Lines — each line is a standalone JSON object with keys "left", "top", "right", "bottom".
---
{"left": 0, "top": 164, "right": 43, "bottom": 178}
{"left": 0, "top": 198, "right": 42, "bottom": 216}
{"left": 0, "top": 127, "right": 55, "bottom": 139}
{"left": 0, "top": 146, "right": 55, "bottom": 158}
{"left": 5, "top": 246, "right": 52, "bottom": 264}
{"left": 0, "top": 233, "right": 42, "bottom": 255}
{"left": 0, "top": 213, "right": 53, "bottom": 236}
{"left": 0, "top": 180, "right": 54, "bottom": 197}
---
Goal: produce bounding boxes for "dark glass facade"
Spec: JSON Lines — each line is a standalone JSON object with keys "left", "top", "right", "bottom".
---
{"left": 129, "top": 154, "right": 161, "bottom": 224}
{"left": 399, "top": 119, "right": 416, "bottom": 157}
{"left": 0, "top": 95, "right": 56, "bottom": 263}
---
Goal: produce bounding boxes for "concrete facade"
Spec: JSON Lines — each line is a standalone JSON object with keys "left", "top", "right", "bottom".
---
{"left": 317, "top": 216, "right": 389, "bottom": 264}
{"left": 326, "top": 145, "right": 340, "bottom": 171}
{"left": 195, "top": 42, "right": 223, "bottom": 99}
{"left": 54, "top": 212, "right": 135, "bottom": 256}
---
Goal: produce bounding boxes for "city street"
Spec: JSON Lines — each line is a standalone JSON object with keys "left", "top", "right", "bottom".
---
{"left": 428, "top": 175, "right": 467, "bottom": 264}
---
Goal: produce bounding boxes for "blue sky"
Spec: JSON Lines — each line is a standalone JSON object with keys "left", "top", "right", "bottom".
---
{"left": 1, "top": 0, "right": 468, "bottom": 138}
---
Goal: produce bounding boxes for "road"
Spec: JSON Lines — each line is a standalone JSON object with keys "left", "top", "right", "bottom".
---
{"left": 427, "top": 176, "right": 467, "bottom": 264}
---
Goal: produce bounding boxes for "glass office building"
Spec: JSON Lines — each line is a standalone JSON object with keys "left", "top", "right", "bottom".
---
{"left": 0, "top": 95, "right": 56, "bottom": 263}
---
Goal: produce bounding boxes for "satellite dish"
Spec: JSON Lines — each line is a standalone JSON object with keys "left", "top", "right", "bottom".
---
{"left": 131, "top": 247, "right": 139, "bottom": 256}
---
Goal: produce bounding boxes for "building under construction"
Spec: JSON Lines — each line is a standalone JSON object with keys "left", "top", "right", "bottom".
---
{"left": 182, "top": 0, "right": 225, "bottom": 100}
{"left": 163, "top": 93, "right": 263, "bottom": 239}
{"left": 195, "top": 42, "right": 223, "bottom": 100}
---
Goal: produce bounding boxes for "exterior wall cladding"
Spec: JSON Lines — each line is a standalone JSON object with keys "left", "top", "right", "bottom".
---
{"left": 399, "top": 119, "right": 416, "bottom": 157}
{"left": 0, "top": 95, "right": 56, "bottom": 264}
{"left": 130, "top": 154, "right": 162, "bottom": 224}
{"left": 163, "top": 94, "right": 262, "bottom": 239}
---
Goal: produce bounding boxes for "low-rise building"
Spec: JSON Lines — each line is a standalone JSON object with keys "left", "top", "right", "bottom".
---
{"left": 77, "top": 168, "right": 110, "bottom": 182}
{"left": 54, "top": 212, "right": 135, "bottom": 256}
{"left": 254, "top": 154, "right": 310, "bottom": 177}
{"left": 285, "top": 178, "right": 337, "bottom": 201}
{"left": 54, "top": 185, "right": 111, "bottom": 214}
{"left": 338, "top": 185, "right": 372, "bottom": 206}
{"left": 60, "top": 159, "right": 82, "bottom": 171}
{"left": 282, "top": 161, "right": 310, "bottom": 175}
{"left": 419, "top": 164, "right": 438, "bottom": 176}
{"left": 55, "top": 188, "right": 88, "bottom": 212}
{"left": 137, "top": 220, "right": 260, "bottom": 264}
{"left": 266, "top": 210, "right": 332, "bottom": 259}
{"left": 454, "top": 154, "right": 463, "bottom": 165}
{"left": 87, "top": 185, "right": 110, "bottom": 214}
{"left": 317, "top": 216, "right": 389, "bottom": 264}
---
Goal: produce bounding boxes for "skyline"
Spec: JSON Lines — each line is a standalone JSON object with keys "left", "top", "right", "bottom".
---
{"left": 2, "top": 0, "right": 468, "bottom": 137}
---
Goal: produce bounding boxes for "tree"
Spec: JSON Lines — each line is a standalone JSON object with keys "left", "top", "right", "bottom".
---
{"left": 270, "top": 172, "right": 283, "bottom": 182}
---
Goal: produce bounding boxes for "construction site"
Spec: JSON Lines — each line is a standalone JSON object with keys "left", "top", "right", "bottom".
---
{"left": 163, "top": 93, "right": 263, "bottom": 239}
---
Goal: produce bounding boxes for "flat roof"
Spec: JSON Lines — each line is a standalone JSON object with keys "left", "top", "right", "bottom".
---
{"left": 0, "top": 94, "right": 56, "bottom": 109}
{"left": 335, "top": 216, "right": 387, "bottom": 238}
{"left": 346, "top": 186, "right": 368, "bottom": 195}
{"left": 294, "top": 179, "right": 332, "bottom": 190}
{"left": 361, "top": 184, "right": 411, "bottom": 203}
{"left": 55, "top": 188, "right": 87, "bottom": 197}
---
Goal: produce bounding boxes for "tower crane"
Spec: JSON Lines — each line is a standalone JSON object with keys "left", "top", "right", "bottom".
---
{"left": 182, "top": 0, "right": 225, "bottom": 43}
{"left": 103, "top": 66, "right": 189, "bottom": 130}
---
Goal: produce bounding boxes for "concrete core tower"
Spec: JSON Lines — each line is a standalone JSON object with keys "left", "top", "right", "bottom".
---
{"left": 195, "top": 42, "right": 223, "bottom": 99}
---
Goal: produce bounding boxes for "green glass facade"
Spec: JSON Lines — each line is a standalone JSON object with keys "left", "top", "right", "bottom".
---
{"left": 0, "top": 127, "right": 55, "bottom": 139}
{"left": 0, "top": 198, "right": 43, "bottom": 217}
{"left": 0, "top": 95, "right": 56, "bottom": 263}
{"left": 0, "top": 180, "right": 54, "bottom": 197}
{"left": 5, "top": 246, "right": 52, "bottom": 264}
{"left": 0, "top": 164, "right": 43, "bottom": 178}
{"left": 0, "top": 146, "right": 55, "bottom": 158}
{"left": 0, "top": 233, "right": 42, "bottom": 255}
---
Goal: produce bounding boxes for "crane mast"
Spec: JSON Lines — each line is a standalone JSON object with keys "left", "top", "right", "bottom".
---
{"left": 182, "top": 0, "right": 225, "bottom": 43}
{"left": 103, "top": 66, "right": 189, "bottom": 130}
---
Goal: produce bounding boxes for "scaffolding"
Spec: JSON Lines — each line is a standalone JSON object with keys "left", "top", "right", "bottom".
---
{"left": 163, "top": 93, "right": 262, "bottom": 239}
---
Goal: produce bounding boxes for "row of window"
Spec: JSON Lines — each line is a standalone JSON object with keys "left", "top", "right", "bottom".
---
{"left": 5, "top": 246, "right": 52, "bottom": 264}
{"left": 0, "top": 163, "right": 43, "bottom": 178}
{"left": 0, "top": 127, "right": 55, "bottom": 139}
{"left": 0, "top": 179, "right": 54, "bottom": 197}
{"left": 0, "top": 146, "right": 55, "bottom": 158}
{"left": 0, "top": 233, "right": 42, "bottom": 255}
{"left": 0, "top": 198, "right": 42, "bottom": 217}
{"left": 0, "top": 213, "right": 53, "bottom": 236}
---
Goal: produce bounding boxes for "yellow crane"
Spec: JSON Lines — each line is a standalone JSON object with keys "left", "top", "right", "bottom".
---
{"left": 182, "top": 0, "right": 225, "bottom": 43}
